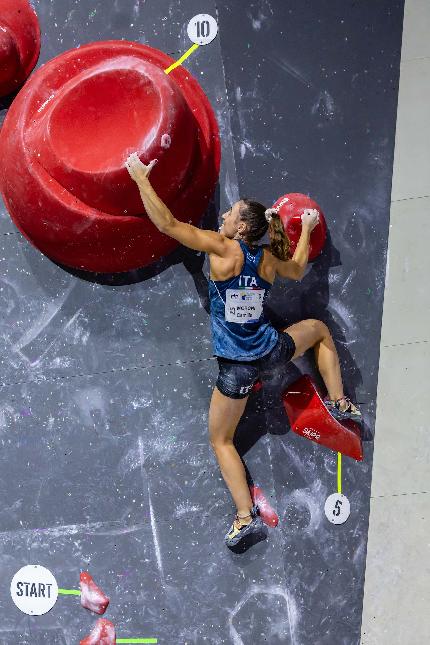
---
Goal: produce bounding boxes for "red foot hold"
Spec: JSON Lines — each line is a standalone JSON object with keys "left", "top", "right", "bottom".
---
{"left": 270, "top": 194, "right": 327, "bottom": 261}
{"left": 282, "top": 375, "right": 363, "bottom": 461}
{"left": 80, "top": 618, "right": 116, "bottom": 645}
{"left": 0, "top": 41, "right": 220, "bottom": 272}
{"left": 80, "top": 571, "right": 110, "bottom": 615}
{"left": 250, "top": 485, "right": 279, "bottom": 527}
{"left": 0, "top": 0, "right": 40, "bottom": 98}
{"left": 252, "top": 379, "right": 263, "bottom": 393}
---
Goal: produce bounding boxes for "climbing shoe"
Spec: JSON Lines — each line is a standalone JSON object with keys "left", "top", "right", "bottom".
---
{"left": 325, "top": 396, "right": 363, "bottom": 423}
{"left": 224, "top": 504, "right": 263, "bottom": 547}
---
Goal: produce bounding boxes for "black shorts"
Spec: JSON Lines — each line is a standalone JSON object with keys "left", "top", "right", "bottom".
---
{"left": 215, "top": 332, "right": 296, "bottom": 399}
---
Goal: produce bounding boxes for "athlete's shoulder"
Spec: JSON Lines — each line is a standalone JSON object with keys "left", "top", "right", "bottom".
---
{"left": 261, "top": 244, "right": 277, "bottom": 261}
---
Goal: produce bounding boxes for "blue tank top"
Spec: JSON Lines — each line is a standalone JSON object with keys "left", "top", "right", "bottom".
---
{"left": 209, "top": 240, "right": 279, "bottom": 361}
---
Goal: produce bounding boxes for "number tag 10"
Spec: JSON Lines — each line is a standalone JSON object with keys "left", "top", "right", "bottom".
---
{"left": 187, "top": 14, "right": 218, "bottom": 46}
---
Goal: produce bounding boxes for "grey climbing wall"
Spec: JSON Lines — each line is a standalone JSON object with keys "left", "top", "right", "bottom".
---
{"left": 0, "top": 1, "right": 404, "bottom": 644}
{"left": 217, "top": 1, "right": 404, "bottom": 643}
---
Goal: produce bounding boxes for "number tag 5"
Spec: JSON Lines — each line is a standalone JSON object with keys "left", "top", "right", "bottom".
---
{"left": 324, "top": 493, "right": 351, "bottom": 525}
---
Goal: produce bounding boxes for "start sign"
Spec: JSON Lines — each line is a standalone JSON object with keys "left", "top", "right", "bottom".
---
{"left": 11, "top": 565, "right": 58, "bottom": 615}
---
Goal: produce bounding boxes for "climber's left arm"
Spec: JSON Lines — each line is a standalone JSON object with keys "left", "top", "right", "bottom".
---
{"left": 126, "top": 153, "right": 227, "bottom": 256}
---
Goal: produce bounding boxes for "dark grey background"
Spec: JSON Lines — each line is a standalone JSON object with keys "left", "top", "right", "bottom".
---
{"left": 0, "top": 1, "right": 404, "bottom": 643}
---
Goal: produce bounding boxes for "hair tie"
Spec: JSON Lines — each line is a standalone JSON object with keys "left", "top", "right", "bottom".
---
{"left": 265, "top": 208, "right": 277, "bottom": 223}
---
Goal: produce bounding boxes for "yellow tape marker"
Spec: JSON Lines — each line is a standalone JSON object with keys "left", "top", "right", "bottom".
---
{"left": 164, "top": 43, "right": 200, "bottom": 74}
{"left": 337, "top": 452, "right": 342, "bottom": 494}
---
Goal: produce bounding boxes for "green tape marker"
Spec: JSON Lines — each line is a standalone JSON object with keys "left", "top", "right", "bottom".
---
{"left": 58, "top": 589, "right": 81, "bottom": 596}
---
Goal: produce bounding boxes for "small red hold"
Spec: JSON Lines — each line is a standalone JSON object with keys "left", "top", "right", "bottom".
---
{"left": 250, "top": 485, "right": 279, "bottom": 527}
{"left": 252, "top": 379, "right": 263, "bottom": 393}
{"left": 270, "top": 193, "right": 327, "bottom": 261}
{"left": 80, "top": 618, "right": 116, "bottom": 645}
{"left": 80, "top": 572, "right": 110, "bottom": 615}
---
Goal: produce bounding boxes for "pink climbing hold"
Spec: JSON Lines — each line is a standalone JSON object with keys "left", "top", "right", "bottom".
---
{"left": 80, "top": 618, "right": 116, "bottom": 645}
{"left": 250, "top": 485, "right": 279, "bottom": 527}
{"left": 80, "top": 571, "right": 110, "bottom": 615}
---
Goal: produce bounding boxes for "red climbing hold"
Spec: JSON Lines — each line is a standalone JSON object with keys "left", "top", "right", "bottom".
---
{"left": 282, "top": 374, "right": 363, "bottom": 461}
{"left": 0, "top": 0, "right": 40, "bottom": 98}
{"left": 80, "top": 571, "right": 110, "bottom": 615}
{"left": 80, "top": 618, "right": 116, "bottom": 645}
{"left": 251, "top": 379, "right": 263, "bottom": 393}
{"left": 270, "top": 193, "right": 327, "bottom": 261}
{"left": 0, "top": 40, "right": 220, "bottom": 272}
{"left": 250, "top": 485, "right": 279, "bottom": 527}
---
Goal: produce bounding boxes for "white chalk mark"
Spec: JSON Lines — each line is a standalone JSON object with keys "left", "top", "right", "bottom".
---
{"left": 72, "top": 385, "right": 107, "bottom": 427}
{"left": 340, "top": 269, "right": 357, "bottom": 296}
{"left": 228, "top": 584, "right": 298, "bottom": 645}
{"left": 264, "top": 52, "right": 315, "bottom": 89}
{"left": 311, "top": 90, "right": 336, "bottom": 120}
{"left": 328, "top": 298, "right": 358, "bottom": 333}
{"left": 161, "top": 133, "right": 171, "bottom": 149}
{"left": 139, "top": 436, "right": 165, "bottom": 585}
{"left": 224, "top": 169, "right": 240, "bottom": 206}
{"left": 0, "top": 521, "right": 146, "bottom": 545}
{"left": 11, "top": 281, "right": 76, "bottom": 360}
{"left": 288, "top": 487, "right": 323, "bottom": 536}
{"left": 37, "top": 94, "right": 55, "bottom": 113}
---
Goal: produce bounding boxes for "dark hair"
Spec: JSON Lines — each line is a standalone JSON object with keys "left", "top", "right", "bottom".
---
{"left": 239, "top": 198, "right": 291, "bottom": 261}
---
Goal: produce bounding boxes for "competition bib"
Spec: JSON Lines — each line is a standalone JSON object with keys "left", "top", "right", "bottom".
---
{"left": 225, "top": 288, "right": 265, "bottom": 323}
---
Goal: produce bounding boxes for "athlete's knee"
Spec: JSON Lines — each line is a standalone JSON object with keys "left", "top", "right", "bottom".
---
{"left": 308, "top": 318, "right": 330, "bottom": 341}
{"left": 209, "top": 429, "right": 233, "bottom": 450}
{"left": 208, "top": 414, "right": 233, "bottom": 449}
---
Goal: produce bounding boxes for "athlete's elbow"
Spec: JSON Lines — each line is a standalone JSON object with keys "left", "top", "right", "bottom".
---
{"left": 158, "top": 215, "right": 176, "bottom": 235}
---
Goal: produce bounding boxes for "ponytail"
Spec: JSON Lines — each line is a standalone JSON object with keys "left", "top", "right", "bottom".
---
{"left": 237, "top": 199, "right": 291, "bottom": 260}
{"left": 265, "top": 208, "right": 291, "bottom": 261}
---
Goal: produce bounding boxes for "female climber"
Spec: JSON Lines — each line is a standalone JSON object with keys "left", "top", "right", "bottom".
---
{"left": 125, "top": 152, "right": 362, "bottom": 548}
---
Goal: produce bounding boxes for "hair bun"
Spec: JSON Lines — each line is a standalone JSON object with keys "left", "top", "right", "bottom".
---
{"left": 265, "top": 208, "right": 277, "bottom": 223}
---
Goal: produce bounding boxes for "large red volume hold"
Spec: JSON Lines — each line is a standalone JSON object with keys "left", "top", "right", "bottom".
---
{"left": 0, "top": 0, "right": 40, "bottom": 97}
{"left": 270, "top": 193, "right": 327, "bottom": 261}
{"left": 80, "top": 618, "right": 116, "bottom": 645}
{"left": 80, "top": 571, "right": 110, "bottom": 615}
{"left": 0, "top": 41, "right": 220, "bottom": 272}
{"left": 282, "top": 374, "right": 363, "bottom": 461}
